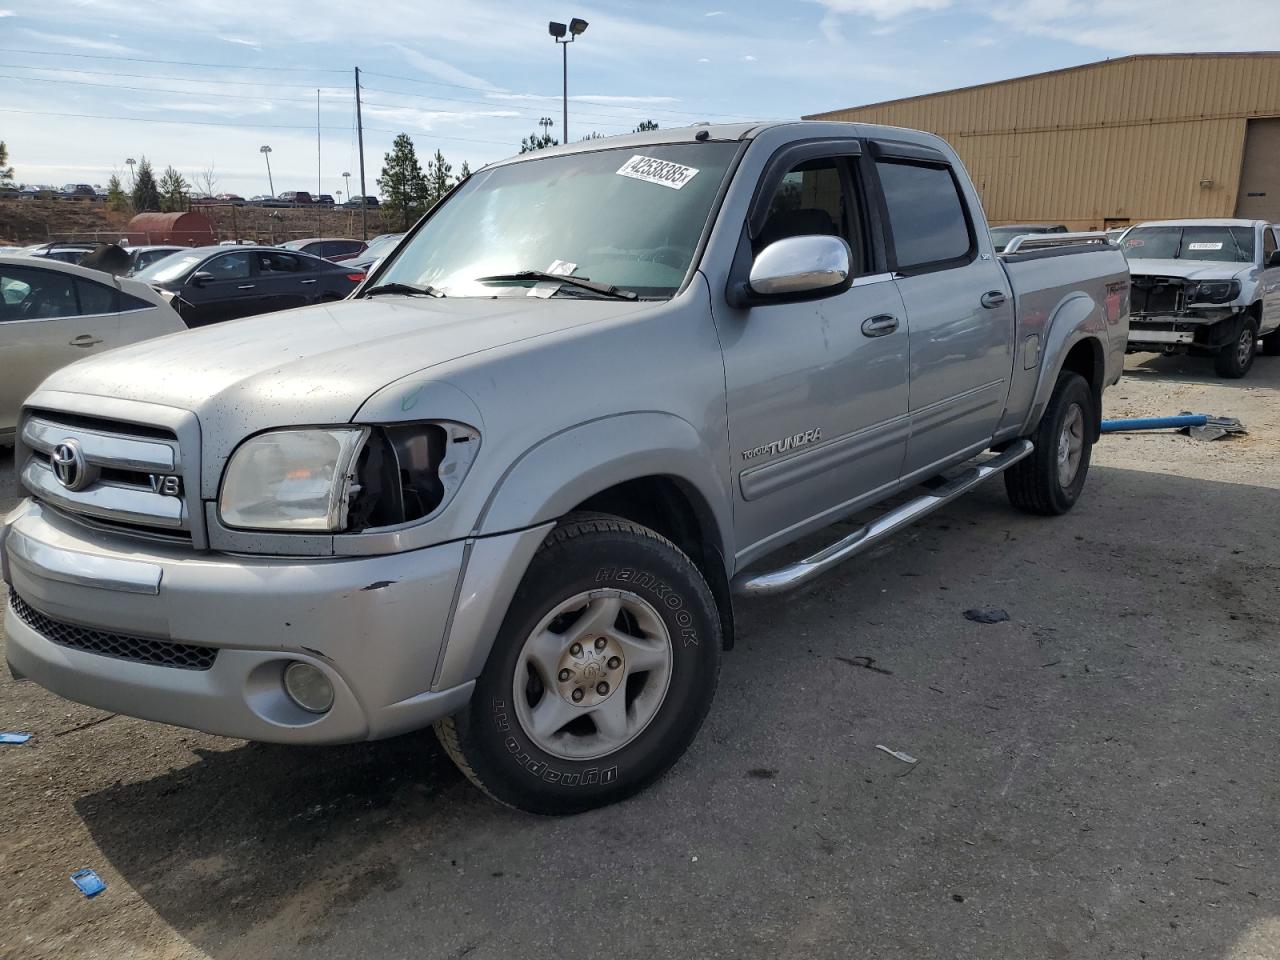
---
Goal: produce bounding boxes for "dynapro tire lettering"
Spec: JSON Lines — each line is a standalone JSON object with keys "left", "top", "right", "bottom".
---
{"left": 742, "top": 427, "right": 821, "bottom": 461}
{"left": 501, "top": 731, "right": 619, "bottom": 785}
{"left": 594, "top": 568, "right": 700, "bottom": 647}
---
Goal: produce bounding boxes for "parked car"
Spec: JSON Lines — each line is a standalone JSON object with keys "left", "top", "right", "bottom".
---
{"left": 22, "top": 243, "right": 97, "bottom": 264}
{"left": 1120, "top": 218, "right": 1280, "bottom": 377}
{"left": 211, "top": 193, "right": 246, "bottom": 205}
{"left": 132, "top": 245, "right": 364, "bottom": 326}
{"left": 279, "top": 237, "right": 367, "bottom": 262}
{"left": 0, "top": 121, "right": 1128, "bottom": 814}
{"left": 279, "top": 191, "right": 313, "bottom": 206}
{"left": 247, "top": 195, "right": 289, "bottom": 208}
{"left": 60, "top": 184, "right": 96, "bottom": 200}
{"left": 344, "top": 233, "right": 403, "bottom": 273}
{"left": 989, "top": 223, "right": 1068, "bottom": 252}
{"left": 315, "top": 194, "right": 335, "bottom": 207}
{"left": 123, "top": 245, "right": 187, "bottom": 275}
{"left": 340, "top": 195, "right": 379, "bottom": 208}
{"left": 0, "top": 254, "right": 186, "bottom": 444}
{"left": 19, "top": 186, "right": 59, "bottom": 200}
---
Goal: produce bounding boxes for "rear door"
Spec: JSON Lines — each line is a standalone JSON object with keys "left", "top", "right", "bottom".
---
{"left": 0, "top": 264, "right": 120, "bottom": 433}
{"left": 718, "top": 142, "right": 910, "bottom": 559}
{"left": 869, "top": 143, "right": 1014, "bottom": 478}
{"left": 255, "top": 251, "right": 315, "bottom": 311}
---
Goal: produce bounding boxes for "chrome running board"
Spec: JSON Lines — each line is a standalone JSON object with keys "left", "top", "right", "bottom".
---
{"left": 731, "top": 440, "right": 1034, "bottom": 597}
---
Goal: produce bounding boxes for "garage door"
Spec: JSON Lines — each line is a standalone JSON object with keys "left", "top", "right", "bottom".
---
{"left": 1236, "top": 118, "right": 1280, "bottom": 222}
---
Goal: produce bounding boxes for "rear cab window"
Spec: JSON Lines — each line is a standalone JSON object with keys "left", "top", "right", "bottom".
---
{"left": 874, "top": 158, "right": 975, "bottom": 272}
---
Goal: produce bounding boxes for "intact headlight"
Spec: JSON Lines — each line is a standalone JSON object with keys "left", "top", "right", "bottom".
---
{"left": 1185, "top": 280, "right": 1240, "bottom": 304}
{"left": 220, "top": 428, "right": 368, "bottom": 531}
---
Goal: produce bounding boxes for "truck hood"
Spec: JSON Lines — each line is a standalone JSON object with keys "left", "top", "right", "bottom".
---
{"left": 1124, "top": 258, "right": 1252, "bottom": 281}
{"left": 37, "top": 296, "right": 651, "bottom": 485}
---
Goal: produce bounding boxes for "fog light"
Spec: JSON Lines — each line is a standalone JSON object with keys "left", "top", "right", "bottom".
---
{"left": 283, "top": 661, "right": 334, "bottom": 714}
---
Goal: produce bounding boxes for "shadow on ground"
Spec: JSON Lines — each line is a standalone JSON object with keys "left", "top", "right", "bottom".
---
{"left": 73, "top": 464, "right": 1280, "bottom": 960}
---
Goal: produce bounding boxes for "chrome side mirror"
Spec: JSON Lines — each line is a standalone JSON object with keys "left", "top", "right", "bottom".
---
{"left": 748, "top": 235, "right": 851, "bottom": 297}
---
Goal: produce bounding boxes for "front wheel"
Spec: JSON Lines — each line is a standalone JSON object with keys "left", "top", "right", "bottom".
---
{"left": 1214, "top": 316, "right": 1257, "bottom": 378}
{"left": 435, "top": 515, "right": 721, "bottom": 814}
{"left": 1005, "top": 371, "right": 1095, "bottom": 516}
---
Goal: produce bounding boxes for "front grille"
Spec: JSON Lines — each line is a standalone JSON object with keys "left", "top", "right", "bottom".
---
{"left": 9, "top": 590, "right": 218, "bottom": 671}
{"left": 19, "top": 411, "right": 193, "bottom": 542}
{"left": 1130, "top": 275, "right": 1185, "bottom": 315}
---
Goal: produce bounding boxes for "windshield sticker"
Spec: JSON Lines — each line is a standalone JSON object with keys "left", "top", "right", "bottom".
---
{"left": 1187, "top": 242, "right": 1223, "bottom": 251}
{"left": 617, "top": 155, "right": 700, "bottom": 190}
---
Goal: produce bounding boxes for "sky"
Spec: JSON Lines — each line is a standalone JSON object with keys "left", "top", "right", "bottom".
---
{"left": 0, "top": 0, "right": 1275, "bottom": 198}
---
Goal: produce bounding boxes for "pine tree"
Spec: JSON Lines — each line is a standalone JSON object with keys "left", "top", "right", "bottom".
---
{"left": 158, "top": 165, "right": 189, "bottom": 212}
{"left": 424, "top": 149, "right": 452, "bottom": 207}
{"left": 378, "top": 133, "right": 428, "bottom": 230}
{"left": 131, "top": 157, "right": 161, "bottom": 212}
{"left": 633, "top": 119, "right": 659, "bottom": 132}
{"left": 0, "top": 140, "right": 13, "bottom": 186}
{"left": 519, "top": 132, "right": 559, "bottom": 153}
{"left": 454, "top": 160, "right": 472, "bottom": 185}
{"left": 106, "top": 173, "right": 129, "bottom": 212}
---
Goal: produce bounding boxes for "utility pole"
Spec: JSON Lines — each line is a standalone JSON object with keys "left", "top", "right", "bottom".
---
{"left": 355, "top": 66, "right": 368, "bottom": 241}
{"left": 316, "top": 89, "right": 322, "bottom": 238}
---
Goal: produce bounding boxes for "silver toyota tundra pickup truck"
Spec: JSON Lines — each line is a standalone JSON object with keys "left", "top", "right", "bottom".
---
{"left": 1, "top": 122, "right": 1130, "bottom": 814}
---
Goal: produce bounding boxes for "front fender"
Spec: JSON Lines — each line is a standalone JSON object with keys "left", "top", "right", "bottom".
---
{"left": 475, "top": 411, "right": 733, "bottom": 546}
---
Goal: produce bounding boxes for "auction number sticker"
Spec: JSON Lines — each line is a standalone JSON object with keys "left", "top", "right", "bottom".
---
{"left": 1187, "top": 242, "right": 1223, "bottom": 251}
{"left": 617, "top": 155, "right": 700, "bottom": 190}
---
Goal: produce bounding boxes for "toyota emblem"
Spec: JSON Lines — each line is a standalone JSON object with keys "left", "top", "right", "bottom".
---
{"left": 50, "top": 439, "right": 92, "bottom": 491}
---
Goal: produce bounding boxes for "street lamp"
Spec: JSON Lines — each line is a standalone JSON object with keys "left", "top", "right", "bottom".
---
{"left": 125, "top": 157, "right": 136, "bottom": 187}
{"left": 342, "top": 171, "right": 351, "bottom": 204}
{"left": 548, "top": 17, "right": 588, "bottom": 143}
{"left": 260, "top": 145, "right": 275, "bottom": 197}
{"left": 539, "top": 117, "right": 554, "bottom": 142}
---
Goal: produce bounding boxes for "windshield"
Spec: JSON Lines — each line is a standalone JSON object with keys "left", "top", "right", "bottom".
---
{"left": 135, "top": 252, "right": 204, "bottom": 284}
{"left": 376, "top": 142, "right": 740, "bottom": 298}
{"left": 1122, "top": 226, "right": 1255, "bottom": 263}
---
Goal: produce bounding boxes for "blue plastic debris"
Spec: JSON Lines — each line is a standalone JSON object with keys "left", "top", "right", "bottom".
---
{"left": 70, "top": 869, "right": 107, "bottom": 898}
{"left": 0, "top": 732, "right": 32, "bottom": 744}
{"left": 1101, "top": 414, "right": 1208, "bottom": 432}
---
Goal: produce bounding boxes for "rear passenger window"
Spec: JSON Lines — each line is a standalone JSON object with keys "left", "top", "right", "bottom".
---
{"left": 76, "top": 279, "right": 117, "bottom": 315}
{"left": 0, "top": 266, "right": 78, "bottom": 320}
{"left": 1265, "top": 229, "right": 1277, "bottom": 261}
{"left": 876, "top": 160, "right": 973, "bottom": 270}
{"left": 755, "top": 157, "right": 860, "bottom": 268}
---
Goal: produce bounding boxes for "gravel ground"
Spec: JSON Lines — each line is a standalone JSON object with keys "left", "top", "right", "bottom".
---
{"left": 2, "top": 352, "right": 1278, "bottom": 960}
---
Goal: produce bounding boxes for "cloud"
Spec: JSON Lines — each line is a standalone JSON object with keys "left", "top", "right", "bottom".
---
{"left": 485, "top": 93, "right": 680, "bottom": 105}
{"left": 742, "top": 54, "right": 758, "bottom": 62}
{"left": 219, "top": 36, "right": 262, "bottom": 49}
{"left": 387, "top": 43, "right": 501, "bottom": 92}
{"left": 697, "top": 57, "right": 711, "bottom": 63}
{"left": 810, "top": 0, "right": 952, "bottom": 21}
{"left": 0, "top": 9, "right": 15, "bottom": 16}
{"left": 19, "top": 28, "right": 135, "bottom": 52}
{"left": 704, "top": 9, "right": 725, "bottom": 14}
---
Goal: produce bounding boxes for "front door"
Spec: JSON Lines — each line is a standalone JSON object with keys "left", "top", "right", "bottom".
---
{"left": 180, "top": 251, "right": 258, "bottom": 326}
{"left": 1262, "top": 227, "right": 1280, "bottom": 329}
{"left": 718, "top": 151, "right": 910, "bottom": 563}
{"left": 871, "top": 154, "right": 1014, "bottom": 477}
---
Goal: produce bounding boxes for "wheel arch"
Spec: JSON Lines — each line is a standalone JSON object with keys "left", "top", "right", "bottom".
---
{"left": 1021, "top": 293, "right": 1107, "bottom": 442}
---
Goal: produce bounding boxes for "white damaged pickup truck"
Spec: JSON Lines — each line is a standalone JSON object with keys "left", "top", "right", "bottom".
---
{"left": 2, "top": 122, "right": 1129, "bottom": 813}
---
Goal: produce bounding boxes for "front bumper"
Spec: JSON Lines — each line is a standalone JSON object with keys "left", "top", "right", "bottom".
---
{"left": 1, "top": 500, "right": 487, "bottom": 744}
{"left": 1127, "top": 310, "right": 1243, "bottom": 351}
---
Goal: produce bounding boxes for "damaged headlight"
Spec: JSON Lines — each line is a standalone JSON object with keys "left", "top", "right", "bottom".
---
{"left": 1184, "top": 280, "right": 1240, "bottom": 304}
{"left": 220, "top": 428, "right": 368, "bottom": 531}
{"left": 218, "top": 422, "right": 480, "bottom": 534}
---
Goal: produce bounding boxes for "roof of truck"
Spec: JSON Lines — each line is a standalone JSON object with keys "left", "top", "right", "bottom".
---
{"left": 1130, "top": 218, "right": 1270, "bottom": 229}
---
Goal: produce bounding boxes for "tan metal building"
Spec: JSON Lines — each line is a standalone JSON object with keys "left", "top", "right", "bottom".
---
{"left": 806, "top": 53, "right": 1280, "bottom": 231}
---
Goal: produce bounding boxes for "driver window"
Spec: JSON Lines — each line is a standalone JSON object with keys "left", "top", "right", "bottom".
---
{"left": 1265, "top": 228, "right": 1277, "bottom": 261}
{"left": 755, "top": 157, "right": 859, "bottom": 268}
{"left": 205, "top": 252, "right": 252, "bottom": 281}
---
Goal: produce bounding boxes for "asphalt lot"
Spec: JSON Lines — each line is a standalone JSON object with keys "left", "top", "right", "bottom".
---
{"left": 2, "top": 353, "right": 1278, "bottom": 960}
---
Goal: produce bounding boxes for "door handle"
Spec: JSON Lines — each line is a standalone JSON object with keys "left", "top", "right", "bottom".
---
{"left": 861, "top": 314, "right": 899, "bottom": 337}
{"left": 69, "top": 335, "right": 103, "bottom": 347}
{"left": 980, "top": 290, "right": 1008, "bottom": 309}
{"left": 300, "top": 278, "right": 317, "bottom": 284}
{"left": 237, "top": 284, "right": 256, "bottom": 290}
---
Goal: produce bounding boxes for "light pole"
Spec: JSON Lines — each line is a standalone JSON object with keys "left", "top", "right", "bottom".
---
{"left": 342, "top": 171, "right": 351, "bottom": 203}
{"left": 539, "top": 116, "right": 554, "bottom": 143}
{"left": 125, "top": 157, "right": 136, "bottom": 188}
{"left": 548, "top": 18, "right": 588, "bottom": 143}
{"left": 259, "top": 145, "right": 275, "bottom": 197}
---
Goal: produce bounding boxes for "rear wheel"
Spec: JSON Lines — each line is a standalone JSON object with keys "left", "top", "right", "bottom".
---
{"left": 1005, "top": 371, "right": 1094, "bottom": 516}
{"left": 1214, "top": 316, "right": 1257, "bottom": 378}
{"left": 434, "top": 515, "right": 721, "bottom": 814}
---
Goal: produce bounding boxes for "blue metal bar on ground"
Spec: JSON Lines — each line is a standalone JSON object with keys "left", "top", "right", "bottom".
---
{"left": 1100, "top": 414, "right": 1208, "bottom": 433}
